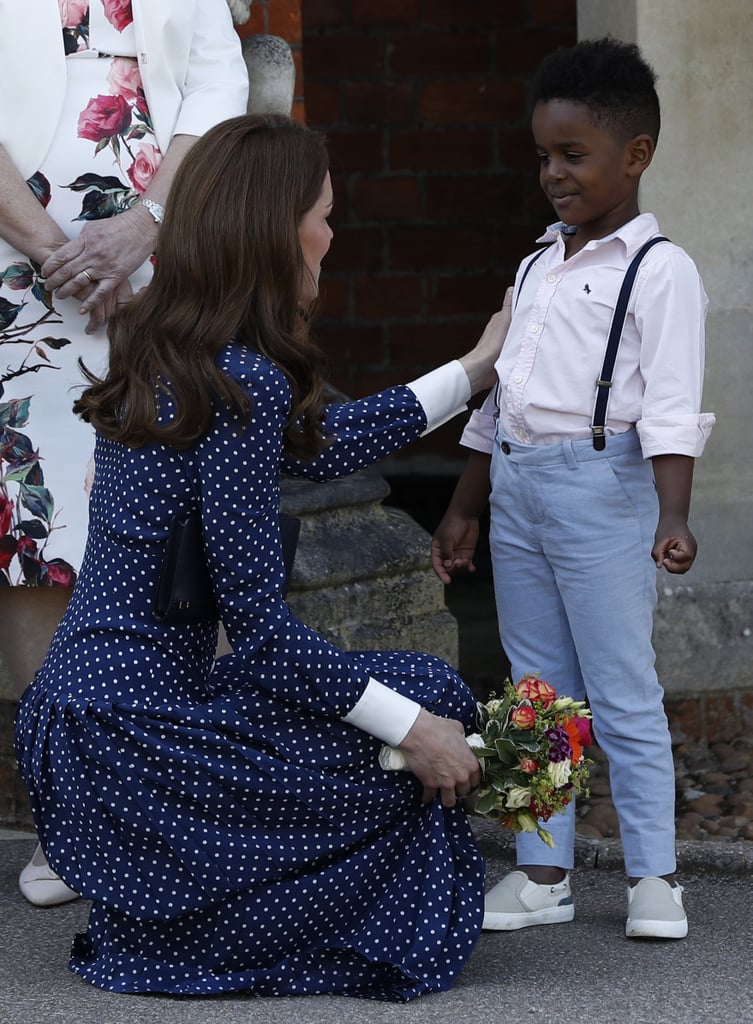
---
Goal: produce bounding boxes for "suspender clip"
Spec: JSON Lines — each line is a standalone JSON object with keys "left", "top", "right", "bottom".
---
{"left": 591, "top": 424, "right": 606, "bottom": 451}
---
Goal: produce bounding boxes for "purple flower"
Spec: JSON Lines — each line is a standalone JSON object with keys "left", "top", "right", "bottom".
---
{"left": 545, "top": 725, "right": 573, "bottom": 763}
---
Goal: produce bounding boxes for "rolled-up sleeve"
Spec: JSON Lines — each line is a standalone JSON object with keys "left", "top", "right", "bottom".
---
{"left": 634, "top": 249, "right": 715, "bottom": 458}
{"left": 459, "top": 388, "right": 497, "bottom": 454}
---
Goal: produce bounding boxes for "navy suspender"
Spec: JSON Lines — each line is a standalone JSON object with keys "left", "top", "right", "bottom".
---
{"left": 590, "top": 236, "right": 669, "bottom": 450}
{"left": 514, "top": 245, "right": 550, "bottom": 309}
{"left": 501, "top": 235, "right": 669, "bottom": 448}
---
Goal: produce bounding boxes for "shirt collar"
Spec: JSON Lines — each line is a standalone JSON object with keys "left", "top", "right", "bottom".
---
{"left": 536, "top": 213, "right": 661, "bottom": 257}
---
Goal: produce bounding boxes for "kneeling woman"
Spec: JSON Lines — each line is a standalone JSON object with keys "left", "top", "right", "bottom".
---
{"left": 15, "top": 115, "right": 510, "bottom": 1001}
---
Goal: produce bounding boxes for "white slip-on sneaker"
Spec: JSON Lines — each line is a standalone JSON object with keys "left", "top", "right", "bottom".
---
{"left": 18, "top": 844, "right": 80, "bottom": 907}
{"left": 482, "top": 870, "right": 574, "bottom": 930}
{"left": 625, "top": 877, "right": 688, "bottom": 939}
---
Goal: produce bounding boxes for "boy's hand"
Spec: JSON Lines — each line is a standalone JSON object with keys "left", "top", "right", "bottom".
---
{"left": 431, "top": 511, "right": 480, "bottom": 584}
{"left": 652, "top": 519, "right": 697, "bottom": 574}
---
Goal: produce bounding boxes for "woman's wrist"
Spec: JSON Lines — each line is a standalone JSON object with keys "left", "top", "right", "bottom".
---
{"left": 127, "top": 202, "right": 160, "bottom": 249}
{"left": 457, "top": 349, "right": 495, "bottom": 395}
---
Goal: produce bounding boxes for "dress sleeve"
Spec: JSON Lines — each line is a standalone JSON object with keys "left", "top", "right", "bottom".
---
{"left": 196, "top": 355, "right": 425, "bottom": 736}
{"left": 281, "top": 360, "right": 471, "bottom": 481}
{"left": 168, "top": 0, "right": 249, "bottom": 142}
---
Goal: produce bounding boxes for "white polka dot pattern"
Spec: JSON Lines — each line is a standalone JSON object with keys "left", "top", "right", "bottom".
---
{"left": 14, "top": 342, "right": 484, "bottom": 999}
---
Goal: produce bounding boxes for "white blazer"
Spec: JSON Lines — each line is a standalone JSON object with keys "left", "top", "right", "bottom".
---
{"left": 0, "top": 0, "right": 249, "bottom": 177}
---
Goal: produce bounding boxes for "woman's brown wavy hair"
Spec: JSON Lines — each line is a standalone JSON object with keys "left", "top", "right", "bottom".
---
{"left": 74, "top": 114, "right": 330, "bottom": 459}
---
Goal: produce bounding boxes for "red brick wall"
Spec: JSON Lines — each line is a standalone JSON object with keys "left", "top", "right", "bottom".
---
{"left": 301, "top": 0, "right": 577, "bottom": 466}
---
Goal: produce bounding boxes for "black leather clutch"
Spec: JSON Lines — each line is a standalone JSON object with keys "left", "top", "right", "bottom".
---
{"left": 153, "top": 509, "right": 301, "bottom": 623}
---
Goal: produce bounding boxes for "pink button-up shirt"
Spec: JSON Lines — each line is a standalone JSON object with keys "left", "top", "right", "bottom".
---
{"left": 462, "top": 213, "right": 715, "bottom": 459}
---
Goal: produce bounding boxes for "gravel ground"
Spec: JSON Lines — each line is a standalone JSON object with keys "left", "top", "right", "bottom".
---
{"left": 577, "top": 735, "right": 753, "bottom": 845}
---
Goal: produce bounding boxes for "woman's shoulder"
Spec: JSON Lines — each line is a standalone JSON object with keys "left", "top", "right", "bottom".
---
{"left": 218, "top": 340, "right": 288, "bottom": 390}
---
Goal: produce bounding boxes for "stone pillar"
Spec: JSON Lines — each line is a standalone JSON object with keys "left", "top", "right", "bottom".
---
{"left": 243, "top": 33, "right": 296, "bottom": 116}
{"left": 281, "top": 473, "right": 459, "bottom": 664}
{"left": 577, "top": 0, "right": 753, "bottom": 694}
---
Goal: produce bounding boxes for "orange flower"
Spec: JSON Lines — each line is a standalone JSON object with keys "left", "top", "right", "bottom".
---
{"left": 563, "top": 718, "right": 583, "bottom": 764}
{"left": 515, "top": 676, "right": 557, "bottom": 709}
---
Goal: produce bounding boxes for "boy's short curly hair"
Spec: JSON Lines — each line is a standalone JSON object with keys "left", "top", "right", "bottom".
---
{"left": 532, "top": 37, "right": 660, "bottom": 144}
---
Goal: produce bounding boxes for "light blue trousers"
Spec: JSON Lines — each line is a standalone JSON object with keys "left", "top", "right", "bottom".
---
{"left": 488, "top": 428, "right": 676, "bottom": 878}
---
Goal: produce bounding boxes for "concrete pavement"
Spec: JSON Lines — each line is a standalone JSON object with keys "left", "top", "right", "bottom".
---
{"left": 2, "top": 824, "right": 752, "bottom": 1024}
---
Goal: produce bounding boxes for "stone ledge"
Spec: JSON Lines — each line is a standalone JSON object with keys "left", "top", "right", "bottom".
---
{"left": 472, "top": 817, "right": 753, "bottom": 876}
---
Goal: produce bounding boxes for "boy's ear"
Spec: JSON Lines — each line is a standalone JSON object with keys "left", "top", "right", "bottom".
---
{"left": 626, "top": 133, "right": 655, "bottom": 176}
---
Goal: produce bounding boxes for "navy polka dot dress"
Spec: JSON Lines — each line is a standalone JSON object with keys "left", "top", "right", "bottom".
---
{"left": 15, "top": 343, "right": 484, "bottom": 1000}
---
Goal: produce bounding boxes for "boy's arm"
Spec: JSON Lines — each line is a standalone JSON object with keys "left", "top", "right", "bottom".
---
{"left": 651, "top": 454, "right": 696, "bottom": 573}
{"left": 431, "top": 450, "right": 492, "bottom": 584}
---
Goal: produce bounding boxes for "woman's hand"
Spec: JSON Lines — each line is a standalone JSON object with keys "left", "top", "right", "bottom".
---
{"left": 398, "top": 709, "right": 481, "bottom": 807}
{"left": 40, "top": 205, "right": 157, "bottom": 314}
{"left": 457, "top": 286, "right": 513, "bottom": 394}
{"left": 82, "top": 278, "right": 135, "bottom": 334}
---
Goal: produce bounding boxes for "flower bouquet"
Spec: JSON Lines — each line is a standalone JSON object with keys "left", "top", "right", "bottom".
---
{"left": 379, "top": 675, "right": 592, "bottom": 847}
{"left": 467, "top": 676, "right": 592, "bottom": 847}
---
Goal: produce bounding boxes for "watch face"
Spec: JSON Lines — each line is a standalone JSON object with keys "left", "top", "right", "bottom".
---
{"left": 140, "top": 198, "right": 165, "bottom": 223}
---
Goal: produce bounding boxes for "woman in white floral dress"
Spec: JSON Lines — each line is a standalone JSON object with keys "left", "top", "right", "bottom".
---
{"left": 0, "top": 0, "right": 248, "bottom": 901}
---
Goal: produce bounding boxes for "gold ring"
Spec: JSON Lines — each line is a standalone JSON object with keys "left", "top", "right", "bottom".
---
{"left": 82, "top": 269, "right": 94, "bottom": 284}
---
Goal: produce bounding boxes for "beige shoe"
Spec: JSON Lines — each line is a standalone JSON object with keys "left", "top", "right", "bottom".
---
{"left": 18, "top": 844, "right": 80, "bottom": 907}
{"left": 625, "top": 877, "right": 687, "bottom": 939}
{"left": 483, "top": 870, "right": 574, "bottom": 930}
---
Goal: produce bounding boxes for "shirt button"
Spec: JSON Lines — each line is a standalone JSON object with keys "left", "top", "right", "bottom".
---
{"left": 501, "top": 442, "right": 511, "bottom": 455}
{"left": 530, "top": 324, "right": 539, "bottom": 334}
{"left": 513, "top": 375, "right": 522, "bottom": 384}
{"left": 546, "top": 273, "right": 556, "bottom": 283}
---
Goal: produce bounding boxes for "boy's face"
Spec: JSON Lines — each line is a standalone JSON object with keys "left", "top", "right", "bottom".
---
{"left": 532, "top": 99, "right": 645, "bottom": 244}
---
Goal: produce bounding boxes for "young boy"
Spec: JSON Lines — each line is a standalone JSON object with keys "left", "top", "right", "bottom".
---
{"left": 432, "top": 37, "right": 715, "bottom": 939}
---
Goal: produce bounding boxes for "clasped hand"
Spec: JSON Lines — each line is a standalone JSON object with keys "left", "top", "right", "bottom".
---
{"left": 40, "top": 209, "right": 154, "bottom": 332}
{"left": 398, "top": 709, "right": 481, "bottom": 807}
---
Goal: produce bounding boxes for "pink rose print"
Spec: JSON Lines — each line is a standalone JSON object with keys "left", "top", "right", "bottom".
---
{"left": 0, "top": 493, "right": 12, "bottom": 537}
{"left": 58, "top": 0, "right": 89, "bottom": 27}
{"left": 78, "top": 94, "right": 132, "bottom": 143}
{"left": 127, "top": 143, "right": 162, "bottom": 193}
{"left": 17, "top": 536, "right": 38, "bottom": 559}
{"left": 106, "top": 57, "right": 143, "bottom": 104}
{"left": 102, "top": 0, "right": 134, "bottom": 32}
{"left": 0, "top": 536, "right": 18, "bottom": 572}
{"left": 43, "top": 560, "right": 77, "bottom": 587}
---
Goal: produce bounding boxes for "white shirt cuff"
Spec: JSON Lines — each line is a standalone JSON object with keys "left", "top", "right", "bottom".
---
{"left": 405, "top": 360, "right": 471, "bottom": 436}
{"left": 636, "top": 413, "right": 716, "bottom": 459}
{"left": 342, "top": 678, "right": 422, "bottom": 746}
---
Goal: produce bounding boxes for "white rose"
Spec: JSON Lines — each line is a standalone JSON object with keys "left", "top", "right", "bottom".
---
{"left": 505, "top": 785, "right": 533, "bottom": 809}
{"left": 548, "top": 759, "right": 572, "bottom": 788}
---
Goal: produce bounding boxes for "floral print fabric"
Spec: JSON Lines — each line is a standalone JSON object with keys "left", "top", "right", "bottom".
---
{"left": 0, "top": 2, "right": 160, "bottom": 585}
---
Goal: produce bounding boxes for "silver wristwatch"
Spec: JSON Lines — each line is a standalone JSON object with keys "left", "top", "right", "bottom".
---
{"left": 138, "top": 197, "right": 165, "bottom": 224}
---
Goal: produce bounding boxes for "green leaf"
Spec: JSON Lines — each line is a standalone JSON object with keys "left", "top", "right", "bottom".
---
{"left": 2, "top": 262, "right": 35, "bottom": 290}
{"left": 19, "top": 483, "right": 54, "bottom": 521}
{"left": 0, "top": 397, "right": 31, "bottom": 428}
{"left": 494, "top": 737, "right": 519, "bottom": 766}
{"left": 474, "top": 790, "right": 500, "bottom": 815}
{"left": 35, "top": 336, "right": 71, "bottom": 351}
